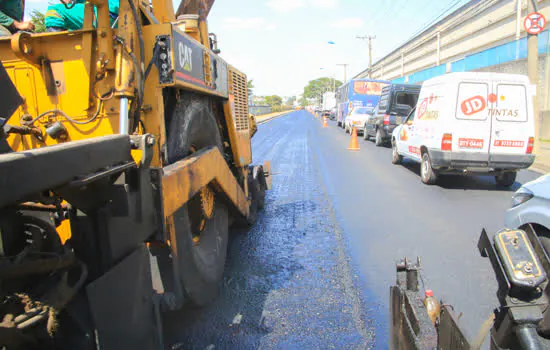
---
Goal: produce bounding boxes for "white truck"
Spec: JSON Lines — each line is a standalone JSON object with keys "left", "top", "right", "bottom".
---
{"left": 391, "top": 72, "right": 536, "bottom": 187}
{"left": 322, "top": 91, "right": 336, "bottom": 119}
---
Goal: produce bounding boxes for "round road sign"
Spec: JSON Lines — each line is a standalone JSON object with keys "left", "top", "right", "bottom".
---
{"left": 524, "top": 12, "right": 546, "bottom": 35}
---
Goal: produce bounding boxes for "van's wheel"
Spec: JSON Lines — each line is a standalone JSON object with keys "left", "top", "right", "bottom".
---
{"left": 363, "top": 126, "right": 370, "bottom": 140}
{"left": 495, "top": 171, "right": 517, "bottom": 188}
{"left": 345, "top": 125, "right": 350, "bottom": 134}
{"left": 392, "top": 140, "right": 402, "bottom": 164}
{"left": 420, "top": 152, "right": 438, "bottom": 185}
{"left": 375, "top": 129, "right": 383, "bottom": 146}
{"left": 166, "top": 93, "right": 229, "bottom": 306}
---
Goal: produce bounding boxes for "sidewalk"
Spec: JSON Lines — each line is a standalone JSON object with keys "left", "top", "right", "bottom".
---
{"left": 531, "top": 142, "right": 550, "bottom": 174}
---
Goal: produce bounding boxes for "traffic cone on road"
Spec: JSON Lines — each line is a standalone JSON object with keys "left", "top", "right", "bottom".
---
{"left": 347, "top": 127, "right": 360, "bottom": 151}
{"left": 323, "top": 116, "right": 328, "bottom": 128}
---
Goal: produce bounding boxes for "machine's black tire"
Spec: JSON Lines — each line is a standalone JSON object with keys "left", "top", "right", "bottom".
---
{"left": 173, "top": 203, "right": 228, "bottom": 306}
{"left": 495, "top": 171, "right": 517, "bottom": 188}
{"left": 375, "top": 129, "right": 383, "bottom": 146}
{"left": 247, "top": 176, "right": 260, "bottom": 225}
{"left": 420, "top": 152, "right": 438, "bottom": 185}
{"left": 392, "top": 141, "right": 402, "bottom": 165}
{"left": 166, "top": 93, "right": 229, "bottom": 306}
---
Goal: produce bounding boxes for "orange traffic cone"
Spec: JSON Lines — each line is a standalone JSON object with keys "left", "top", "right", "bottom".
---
{"left": 347, "top": 127, "right": 360, "bottom": 151}
{"left": 323, "top": 116, "right": 328, "bottom": 128}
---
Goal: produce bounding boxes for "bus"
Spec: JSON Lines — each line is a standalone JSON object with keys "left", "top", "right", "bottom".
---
{"left": 336, "top": 79, "right": 391, "bottom": 127}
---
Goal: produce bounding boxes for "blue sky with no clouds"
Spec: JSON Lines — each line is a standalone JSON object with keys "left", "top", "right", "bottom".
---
{"left": 24, "top": 0, "right": 471, "bottom": 97}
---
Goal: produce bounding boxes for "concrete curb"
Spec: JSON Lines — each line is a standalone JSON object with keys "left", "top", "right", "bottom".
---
{"left": 529, "top": 163, "right": 550, "bottom": 175}
{"left": 256, "top": 111, "right": 293, "bottom": 125}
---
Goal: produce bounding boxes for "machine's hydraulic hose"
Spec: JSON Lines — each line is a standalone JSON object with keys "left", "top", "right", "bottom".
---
{"left": 125, "top": 0, "right": 145, "bottom": 133}
{"left": 516, "top": 325, "right": 544, "bottom": 349}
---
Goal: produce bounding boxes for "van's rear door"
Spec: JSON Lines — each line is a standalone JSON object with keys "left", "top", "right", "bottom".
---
{"left": 453, "top": 82, "right": 491, "bottom": 164}
{"left": 488, "top": 83, "right": 531, "bottom": 157}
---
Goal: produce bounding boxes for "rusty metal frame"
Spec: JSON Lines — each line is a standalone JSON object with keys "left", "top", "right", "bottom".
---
{"left": 161, "top": 146, "right": 249, "bottom": 219}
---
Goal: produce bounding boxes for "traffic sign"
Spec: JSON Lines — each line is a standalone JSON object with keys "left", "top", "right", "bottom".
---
{"left": 524, "top": 12, "right": 546, "bottom": 35}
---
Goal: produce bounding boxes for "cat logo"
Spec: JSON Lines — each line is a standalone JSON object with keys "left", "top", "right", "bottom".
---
{"left": 178, "top": 42, "right": 193, "bottom": 72}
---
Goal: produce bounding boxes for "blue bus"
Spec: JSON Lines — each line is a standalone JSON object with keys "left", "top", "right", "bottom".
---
{"left": 336, "top": 79, "right": 391, "bottom": 127}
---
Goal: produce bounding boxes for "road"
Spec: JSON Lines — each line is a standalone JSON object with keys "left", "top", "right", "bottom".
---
{"left": 164, "top": 110, "right": 542, "bottom": 349}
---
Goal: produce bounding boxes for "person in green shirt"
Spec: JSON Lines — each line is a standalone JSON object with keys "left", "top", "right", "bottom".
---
{"left": 0, "top": 0, "right": 35, "bottom": 36}
{"left": 45, "top": 0, "right": 119, "bottom": 32}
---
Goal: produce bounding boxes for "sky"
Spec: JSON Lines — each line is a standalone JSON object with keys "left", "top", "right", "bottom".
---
{"left": 24, "top": 0, "right": 471, "bottom": 97}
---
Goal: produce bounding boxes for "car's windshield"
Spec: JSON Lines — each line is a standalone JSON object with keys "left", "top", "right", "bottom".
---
{"left": 353, "top": 107, "right": 370, "bottom": 115}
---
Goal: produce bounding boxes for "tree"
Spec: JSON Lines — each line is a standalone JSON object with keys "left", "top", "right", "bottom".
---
{"left": 298, "top": 97, "right": 309, "bottom": 107}
{"left": 31, "top": 10, "right": 46, "bottom": 33}
{"left": 286, "top": 96, "right": 296, "bottom": 106}
{"left": 302, "top": 77, "right": 342, "bottom": 101}
{"left": 264, "top": 95, "right": 283, "bottom": 107}
{"left": 247, "top": 80, "right": 254, "bottom": 98}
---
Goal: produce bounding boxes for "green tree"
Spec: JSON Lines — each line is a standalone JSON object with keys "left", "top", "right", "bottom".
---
{"left": 247, "top": 80, "right": 254, "bottom": 98}
{"left": 31, "top": 10, "right": 46, "bottom": 33}
{"left": 302, "top": 77, "right": 342, "bottom": 100}
{"left": 264, "top": 95, "right": 283, "bottom": 107}
{"left": 286, "top": 96, "right": 296, "bottom": 106}
{"left": 298, "top": 97, "right": 309, "bottom": 107}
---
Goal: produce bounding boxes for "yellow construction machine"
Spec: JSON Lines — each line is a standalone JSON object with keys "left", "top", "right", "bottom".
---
{"left": 0, "top": 1, "right": 270, "bottom": 348}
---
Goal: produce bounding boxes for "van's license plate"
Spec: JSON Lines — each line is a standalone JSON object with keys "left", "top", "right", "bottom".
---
{"left": 458, "top": 138, "right": 484, "bottom": 149}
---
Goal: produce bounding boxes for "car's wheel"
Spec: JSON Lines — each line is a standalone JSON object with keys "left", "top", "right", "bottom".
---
{"left": 375, "top": 128, "right": 383, "bottom": 147}
{"left": 363, "top": 126, "right": 370, "bottom": 140}
{"left": 345, "top": 124, "right": 350, "bottom": 134}
{"left": 337, "top": 121, "right": 341, "bottom": 127}
{"left": 166, "top": 93, "right": 229, "bottom": 306}
{"left": 420, "top": 152, "right": 438, "bottom": 185}
{"left": 495, "top": 171, "right": 517, "bottom": 188}
{"left": 392, "top": 140, "right": 402, "bottom": 165}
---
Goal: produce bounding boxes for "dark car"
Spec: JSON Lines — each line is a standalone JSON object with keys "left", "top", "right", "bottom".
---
{"left": 364, "top": 84, "right": 421, "bottom": 146}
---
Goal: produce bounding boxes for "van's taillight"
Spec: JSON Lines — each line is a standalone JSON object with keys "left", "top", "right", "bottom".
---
{"left": 441, "top": 133, "right": 452, "bottom": 151}
{"left": 527, "top": 137, "right": 534, "bottom": 154}
{"left": 383, "top": 115, "right": 390, "bottom": 125}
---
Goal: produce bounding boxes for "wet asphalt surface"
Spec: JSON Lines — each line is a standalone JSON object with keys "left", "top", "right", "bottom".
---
{"left": 164, "top": 110, "right": 543, "bottom": 349}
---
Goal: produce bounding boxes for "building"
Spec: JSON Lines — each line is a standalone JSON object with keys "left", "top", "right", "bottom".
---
{"left": 354, "top": 0, "right": 550, "bottom": 125}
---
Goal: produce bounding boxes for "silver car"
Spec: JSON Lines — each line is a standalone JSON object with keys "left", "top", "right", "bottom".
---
{"left": 505, "top": 174, "right": 550, "bottom": 251}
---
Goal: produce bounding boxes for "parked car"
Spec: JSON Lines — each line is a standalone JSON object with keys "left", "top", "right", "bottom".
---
{"left": 391, "top": 72, "right": 535, "bottom": 186}
{"left": 505, "top": 174, "right": 550, "bottom": 252}
{"left": 344, "top": 107, "right": 372, "bottom": 134}
{"left": 365, "top": 84, "right": 421, "bottom": 146}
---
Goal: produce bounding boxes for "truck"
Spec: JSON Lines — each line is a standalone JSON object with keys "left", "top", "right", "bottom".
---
{"left": 0, "top": 1, "right": 269, "bottom": 349}
{"left": 322, "top": 91, "right": 336, "bottom": 119}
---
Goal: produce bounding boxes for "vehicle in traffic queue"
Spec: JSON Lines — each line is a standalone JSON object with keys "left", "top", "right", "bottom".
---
{"left": 365, "top": 83, "right": 421, "bottom": 147}
{"left": 344, "top": 106, "right": 372, "bottom": 134}
{"left": 506, "top": 174, "right": 550, "bottom": 251}
{"left": 391, "top": 72, "right": 535, "bottom": 187}
{"left": 336, "top": 78, "right": 390, "bottom": 128}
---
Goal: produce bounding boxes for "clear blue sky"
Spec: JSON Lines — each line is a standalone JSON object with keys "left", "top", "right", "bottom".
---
{"left": 24, "top": 0, "right": 471, "bottom": 97}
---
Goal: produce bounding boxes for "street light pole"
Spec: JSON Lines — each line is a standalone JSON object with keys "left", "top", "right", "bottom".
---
{"left": 527, "top": 0, "right": 540, "bottom": 155}
{"left": 336, "top": 63, "right": 348, "bottom": 82}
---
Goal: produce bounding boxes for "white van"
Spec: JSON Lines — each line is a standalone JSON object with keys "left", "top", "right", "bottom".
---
{"left": 391, "top": 72, "right": 535, "bottom": 187}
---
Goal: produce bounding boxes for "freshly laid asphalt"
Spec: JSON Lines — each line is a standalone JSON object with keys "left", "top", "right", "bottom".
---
{"left": 164, "top": 110, "right": 543, "bottom": 349}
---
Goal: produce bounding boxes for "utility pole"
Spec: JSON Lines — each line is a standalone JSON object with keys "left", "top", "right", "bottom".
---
{"left": 336, "top": 63, "right": 348, "bottom": 83}
{"left": 356, "top": 35, "right": 376, "bottom": 78}
{"left": 527, "top": 0, "right": 540, "bottom": 156}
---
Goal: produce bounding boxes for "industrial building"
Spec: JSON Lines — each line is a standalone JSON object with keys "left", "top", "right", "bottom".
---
{"left": 354, "top": 0, "right": 550, "bottom": 135}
